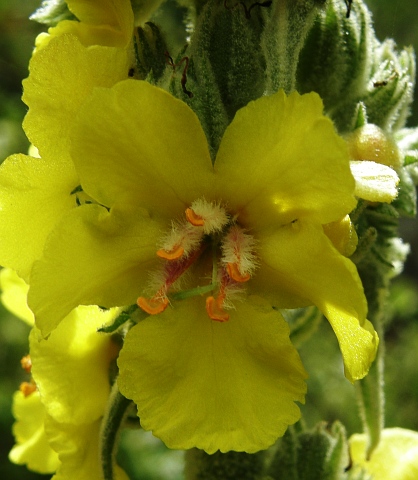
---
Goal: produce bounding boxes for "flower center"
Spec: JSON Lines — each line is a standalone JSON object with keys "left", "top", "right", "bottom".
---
{"left": 137, "top": 199, "right": 258, "bottom": 322}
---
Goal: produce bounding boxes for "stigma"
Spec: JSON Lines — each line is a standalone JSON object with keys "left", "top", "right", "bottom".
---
{"left": 137, "top": 199, "right": 258, "bottom": 321}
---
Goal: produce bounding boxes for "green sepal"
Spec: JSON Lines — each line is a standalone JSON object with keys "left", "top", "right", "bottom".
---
{"left": 30, "top": 0, "right": 76, "bottom": 26}
{"left": 353, "top": 103, "right": 368, "bottom": 129}
{"left": 133, "top": 22, "right": 169, "bottom": 81}
{"left": 98, "top": 305, "right": 138, "bottom": 334}
{"left": 392, "top": 166, "right": 417, "bottom": 217}
{"left": 267, "top": 421, "right": 350, "bottom": 480}
{"left": 183, "top": 0, "right": 267, "bottom": 125}
{"left": 297, "top": 0, "right": 376, "bottom": 133}
{"left": 184, "top": 449, "right": 267, "bottom": 480}
{"left": 166, "top": 3, "right": 229, "bottom": 158}
{"left": 404, "top": 152, "right": 418, "bottom": 166}
{"left": 97, "top": 305, "right": 152, "bottom": 334}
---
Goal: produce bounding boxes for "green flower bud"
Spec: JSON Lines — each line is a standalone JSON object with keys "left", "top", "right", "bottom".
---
{"left": 268, "top": 421, "right": 349, "bottom": 480}
{"left": 363, "top": 40, "right": 416, "bottom": 132}
{"left": 184, "top": 449, "right": 266, "bottom": 480}
{"left": 347, "top": 124, "right": 401, "bottom": 169}
{"left": 296, "top": 0, "right": 376, "bottom": 132}
{"left": 261, "top": 0, "right": 324, "bottom": 95}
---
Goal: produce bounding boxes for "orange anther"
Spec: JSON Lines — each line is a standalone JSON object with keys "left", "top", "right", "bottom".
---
{"left": 185, "top": 207, "right": 205, "bottom": 227}
{"left": 20, "top": 355, "right": 32, "bottom": 374}
{"left": 206, "top": 296, "right": 230, "bottom": 322}
{"left": 137, "top": 296, "right": 169, "bottom": 315}
{"left": 157, "top": 245, "right": 184, "bottom": 260}
{"left": 226, "top": 262, "right": 251, "bottom": 283}
{"left": 19, "top": 381, "right": 37, "bottom": 397}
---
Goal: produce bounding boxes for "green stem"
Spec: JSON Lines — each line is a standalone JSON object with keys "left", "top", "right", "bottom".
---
{"left": 100, "top": 381, "right": 133, "bottom": 480}
{"left": 355, "top": 301, "right": 385, "bottom": 459}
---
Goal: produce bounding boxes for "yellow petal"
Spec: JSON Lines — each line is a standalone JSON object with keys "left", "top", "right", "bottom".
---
{"left": 323, "top": 215, "right": 358, "bottom": 257}
{"left": 28, "top": 204, "right": 161, "bottom": 337}
{"left": 253, "top": 220, "right": 378, "bottom": 381}
{"left": 350, "top": 160, "right": 399, "bottom": 203}
{"left": 9, "top": 391, "right": 60, "bottom": 474}
{"left": 70, "top": 80, "right": 214, "bottom": 216}
{"left": 215, "top": 90, "right": 356, "bottom": 229}
{"left": 48, "top": 0, "right": 134, "bottom": 48}
{"left": 30, "top": 306, "right": 120, "bottom": 424}
{"left": 23, "top": 34, "right": 132, "bottom": 161}
{"left": 0, "top": 154, "right": 77, "bottom": 281}
{"left": 0, "top": 269, "right": 34, "bottom": 325}
{"left": 350, "top": 428, "right": 418, "bottom": 480}
{"left": 118, "top": 295, "right": 307, "bottom": 454}
{"left": 45, "top": 417, "right": 128, "bottom": 480}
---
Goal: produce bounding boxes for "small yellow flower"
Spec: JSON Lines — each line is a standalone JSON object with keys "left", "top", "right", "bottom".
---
{"left": 9, "top": 390, "right": 60, "bottom": 474}
{"left": 349, "top": 428, "right": 418, "bottom": 480}
{"left": 25, "top": 82, "right": 378, "bottom": 452}
{"left": 0, "top": 0, "right": 134, "bottom": 282}
{"left": 3, "top": 269, "right": 126, "bottom": 477}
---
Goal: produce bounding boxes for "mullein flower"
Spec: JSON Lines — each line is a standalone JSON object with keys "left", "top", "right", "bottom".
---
{"left": 2, "top": 269, "right": 126, "bottom": 478}
{"left": 29, "top": 304, "right": 125, "bottom": 478}
{"left": 25, "top": 81, "right": 378, "bottom": 452}
{"left": 349, "top": 428, "right": 418, "bottom": 480}
{"left": 348, "top": 123, "right": 401, "bottom": 203}
{"left": 9, "top": 390, "right": 60, "bottom": 474}
{"left": 0, "top": 1, "right": 135, "bottom": 282}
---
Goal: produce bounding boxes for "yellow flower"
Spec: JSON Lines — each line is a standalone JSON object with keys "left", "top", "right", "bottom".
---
{"left": 350, "top": 161, "right": 399, "bottom": 203}
{"left": 349, "top": 428, "right": 418, "bottom": 480}
{"left": 9, "top": 390, "right": 60, "bottom": 474}
{"left": 31, "top": 305, "right": 128, "bottom": 479}
{"left": 26, "top": 82, "right": 378, "bottom": 452}
{"left": 3, "top": 268, "right": 126, "bottom": 477}
{"left": 0, "top": 0, "right": 134, "bottom": 282}
{"left": 0, "top": 268, "right": 34, "bottom": 325}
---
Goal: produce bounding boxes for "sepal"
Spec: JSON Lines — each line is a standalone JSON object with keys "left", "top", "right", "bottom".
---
{"left": 190, "top": 0, "right": 267, "bottom": 121}
{"left": 133, "top": 22, "right": 169, "bottom": 81}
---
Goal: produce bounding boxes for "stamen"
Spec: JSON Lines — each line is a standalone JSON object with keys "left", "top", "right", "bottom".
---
{"left": 185, "top": 207, "right": 205, "bottom": 227}
{"left": 20, "top": 355, "right": 32, "bottom": 374}
{"left": 159, "top": 222, "right": 203, "bottom": 258}
{"left": 137, "top": 296, "right": 169, "bottom": 315}
{"left": 19, "top": 381, "right": 37, "bottom": 397}
{"left": 206, "top": 296, "right": 230, "bottom": 322}
{"left": 226, "top": 262, "right": 251, "bottom": 283}
{"left": 157, "top": 245, "right": 184, "bottom": 260}
{"left": 139, "top": 244, "right": 208, "bottom": 315}
{"left": 189, "top": 199, "right": 229, "bottom": 234}
{"left": 221, "top": 225, "right": 258, "bottom": 278}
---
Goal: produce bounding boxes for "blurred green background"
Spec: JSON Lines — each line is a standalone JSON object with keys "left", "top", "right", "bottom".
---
{"left": 0, "top": 1, "right": 417, "bottom": 479}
